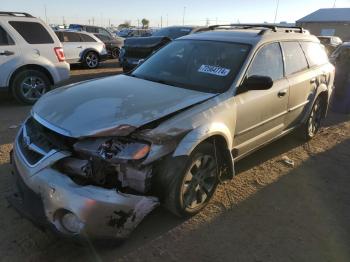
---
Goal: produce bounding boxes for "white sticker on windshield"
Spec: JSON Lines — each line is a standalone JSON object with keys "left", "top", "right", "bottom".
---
{"left": 198, "top": 65, "right": 231, "bottom": 77}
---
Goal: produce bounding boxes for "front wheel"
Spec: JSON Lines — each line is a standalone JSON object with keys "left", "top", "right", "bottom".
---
{"left": 162, "top": 143, "right": 220, "bottom": 217}
{"left": 84, "top": 51, "right": 99, "bottom": 69}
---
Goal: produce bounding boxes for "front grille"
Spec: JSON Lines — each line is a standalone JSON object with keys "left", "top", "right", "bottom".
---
{"left": 18, "top": 132, "right": 43, "bottom": 165}
{"left": 17, "top": 117, "right": 76, "bottom": 166}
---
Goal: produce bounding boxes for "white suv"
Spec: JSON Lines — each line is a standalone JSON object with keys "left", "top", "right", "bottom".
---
{"left": 55, "top": 30, "right": 108, "bottom": 69}
{"left": 0, "top": 12, "right": 70, "bottom": 104}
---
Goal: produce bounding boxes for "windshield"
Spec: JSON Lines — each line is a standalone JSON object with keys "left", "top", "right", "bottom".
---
{"left": 131, "top": 40, "right": 251, "bottom": 93}
{"left": 153, "top": 27, "right": 193, "bottom": 39}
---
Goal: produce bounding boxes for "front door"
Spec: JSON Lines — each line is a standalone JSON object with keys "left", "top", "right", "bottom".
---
{"left": 234, "top": 42, "right": 289, "bottom": 157}
{"left": 0, "top": 24, "right": 20, "bottom": 87}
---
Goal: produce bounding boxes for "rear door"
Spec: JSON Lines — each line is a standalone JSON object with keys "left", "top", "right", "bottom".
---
{"left": 80, "top": 33, "right": 99, "bottom": 51}
{"left": 234, "top": 42, "right": 289, "bottom": 156}
{"left": 61, "top": 32, "right": 83, "bottom": 63}
{"left": 281, "top": 41, "right": 314, "bottom": 127}
{"left": 0, "top": 24, "right": 20, "bottom": 87}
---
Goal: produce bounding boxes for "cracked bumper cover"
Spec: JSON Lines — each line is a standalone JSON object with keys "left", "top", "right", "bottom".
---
{"left": 9, "top": 140, "right": 159, "bottom": 240}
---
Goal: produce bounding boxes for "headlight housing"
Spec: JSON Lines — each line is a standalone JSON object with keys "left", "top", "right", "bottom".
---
{"left": 74, "top": 138, "right": 151, "bottom": 162}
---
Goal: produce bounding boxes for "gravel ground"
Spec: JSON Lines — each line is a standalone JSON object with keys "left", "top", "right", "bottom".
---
{"left": 0, "top": 60, "right": 349, "bottom": 261}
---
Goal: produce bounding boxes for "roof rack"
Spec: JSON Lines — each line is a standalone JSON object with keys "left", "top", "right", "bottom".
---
{"left": 0, "top": 12, "right": 34, "bottom": 18}
{"left": 208, "top": 24, "right": 306, "bottom": 35}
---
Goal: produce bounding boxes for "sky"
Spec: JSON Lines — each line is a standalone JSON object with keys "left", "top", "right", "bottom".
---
{"left": 1, "top": 0, "right": 350, "bottom": 27}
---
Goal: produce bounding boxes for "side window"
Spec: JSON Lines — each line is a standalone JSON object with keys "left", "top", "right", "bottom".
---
{"left": 80, "top": 34, "right": 97, "bottom": 42}
{"left": 247, "top": 43, "right": 284, "bottom": 81}
{"left": 86, "top": 27, "right": 98, "bottom": 33}
{"left": 98, "top": 28, "right": 110, "bottom": 37}
{"left": 9, "top": 21, "right": 54, "bottom": 44}
{"left": 94, "top": 34, "right": 107, "bottom": 42}
{"left": 300, "top": 42, "right": 329, "bottom": 67}
{"left": 63, "top": 32, "right": 81, "bottom": 42}
{"left": 281, "top": 42, "right": 308, "bottom": 76}
{"left": 0, "top": 26, "right": 15, "bottom": 46}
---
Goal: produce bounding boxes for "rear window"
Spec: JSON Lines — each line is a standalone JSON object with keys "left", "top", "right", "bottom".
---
{"left": 0, "top": 26, "right": 14, "bottom": 46}
{"left": 300, "top": 42, "right": 329, "bottom": 67}
{"left": 9, "top": 21, "right": 54, "bottom": 44}
{"left": 281, "top": 42, "right": 308, "bottom": 76}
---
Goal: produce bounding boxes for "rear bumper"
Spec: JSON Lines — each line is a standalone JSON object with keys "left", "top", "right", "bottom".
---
{"left": 8, "top": 131, "right": 159, "bottom": 240}
{"left": 52, "top": 62, "right": 70, "bottom": 84}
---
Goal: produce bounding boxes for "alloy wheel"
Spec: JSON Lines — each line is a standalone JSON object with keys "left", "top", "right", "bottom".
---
{"left": 308, "top": 99, "right": 323, "bottom": 137}
{"left": 20, "top": 76, "right": 46, "bottom": 101}
{"left": 180, "top": 154, "right": 217, "bottom": 210}
{"left": 86, "top": 53, "right": 99, "bottom": 68}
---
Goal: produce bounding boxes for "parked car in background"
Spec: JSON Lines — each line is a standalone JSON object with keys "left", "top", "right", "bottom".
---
{"left": 8, "top": 24, "right": 334, "bottom": 241}
{"left": 330, "top": 42, "right": 350, "bottom": 64}
{"left": 94, "top": 33, "right": 124, "bottom": 59}
{"left": 119, "top": 26, "right": 208, "bottom": 72}
{"left": 318, "top": 36, "right": 343, "bottom": 55}
{"left": 55, "top": 30, "right": 108, "bottom": 69}
{"left": 117, "top": 28, "right": 152, "bottom": 38}
{"left": 68, "top": 24, "right": 115, "bottom": 39}
{"left": 0, "top": 11, "right": 69, "bottom": 104}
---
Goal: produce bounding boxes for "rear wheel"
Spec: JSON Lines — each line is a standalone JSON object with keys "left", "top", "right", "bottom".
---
{"left": 84, "top": 51, "right": 99, "bottom": 69}
{"left": 111, "top": 48, "right": 120, "bottom": 59}
{"left": 11, "top": 70, "right": 51, "bottom": 105}
{"left": 300, "top": 97, "right": 324, "bottom": 140}
{"left": 162, "top": 143, "right": 220, "bottom": 217}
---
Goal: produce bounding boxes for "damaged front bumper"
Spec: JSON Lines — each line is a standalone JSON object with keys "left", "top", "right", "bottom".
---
{"left": 8, "top": 138, "right": 159, "bottom": 240}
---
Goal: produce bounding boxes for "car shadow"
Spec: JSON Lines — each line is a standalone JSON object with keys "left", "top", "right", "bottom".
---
{"left": 120, "top": 138, "right": 350, "bottom": 261}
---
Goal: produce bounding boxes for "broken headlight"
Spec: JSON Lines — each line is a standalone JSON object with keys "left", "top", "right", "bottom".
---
{"left": 74, "top": 138, "right": 151, "bottom": 162}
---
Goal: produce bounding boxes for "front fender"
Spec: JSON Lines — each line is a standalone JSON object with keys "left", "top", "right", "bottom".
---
{"left": 173, "top": 122, "right": 233, "bottom": 157}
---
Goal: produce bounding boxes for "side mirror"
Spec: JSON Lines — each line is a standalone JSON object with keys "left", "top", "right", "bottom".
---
{"left": 243, "top": 75, "right": 273, "bottom": 91}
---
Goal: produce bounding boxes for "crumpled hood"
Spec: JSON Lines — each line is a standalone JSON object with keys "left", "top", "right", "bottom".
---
{"left": 32, "top": 75, "right": 215, "bottom": 138}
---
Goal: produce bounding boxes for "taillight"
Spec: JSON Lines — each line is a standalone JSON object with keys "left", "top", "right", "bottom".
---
{"left": 54, "top": 47, "right": 65, "bottom": 62}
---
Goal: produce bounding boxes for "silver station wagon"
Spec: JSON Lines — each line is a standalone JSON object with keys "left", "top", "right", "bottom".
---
{"left": 9, "top": 24, "right": 334, "bottom": 240}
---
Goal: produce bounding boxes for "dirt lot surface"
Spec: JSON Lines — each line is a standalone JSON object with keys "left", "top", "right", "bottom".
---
{"left": 0, "top": 60, "right": 349, "bottom": 262}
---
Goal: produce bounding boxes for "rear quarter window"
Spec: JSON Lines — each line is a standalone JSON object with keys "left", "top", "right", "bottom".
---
{"left": 300, "top": 42, "right": 329, "bottom": 67}
{"left": 9, "top": 21, "right": 54, "bottom": 44}
{"left": 81, "top": 34, "right": 97, "bottom": 42}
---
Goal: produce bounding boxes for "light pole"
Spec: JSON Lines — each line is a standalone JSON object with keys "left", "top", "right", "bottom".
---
{"left": 274, "top": 0, "right": 280, "bottom": 24}
{"left": 333, "top": 0, "right": 337, "bottom": 7}
{"left": 183, "top": 6, "right": 186, "bottom": 25}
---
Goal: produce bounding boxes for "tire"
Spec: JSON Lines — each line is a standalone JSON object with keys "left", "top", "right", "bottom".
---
{"left": 84, "top": 51, "right": 99, "bottom": 69}
{"left": 299, "top": 97, "right": 324, "bottom": 140}
{"left": 111, "top": 48, "right": 120, "bottom": 59}
{"left": 11, "top": 70, "right": 51, "bottom": 105}
{"left": 161, "top": 142, "right": 220, "bottom": 217}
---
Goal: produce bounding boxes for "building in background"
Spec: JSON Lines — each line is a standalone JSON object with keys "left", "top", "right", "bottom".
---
{"left": 296, "top": 8, "right": 350, "bottom": 41}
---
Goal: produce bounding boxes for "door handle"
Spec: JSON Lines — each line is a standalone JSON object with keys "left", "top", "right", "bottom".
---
{"left": 77, "top": 46, "right": 83, "bottom": 49}
{"left": 0, "top": 50, "right": 15, "bottom": 56}
{"left": 278, "top": 89, "right": 288, "bottom": 97}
